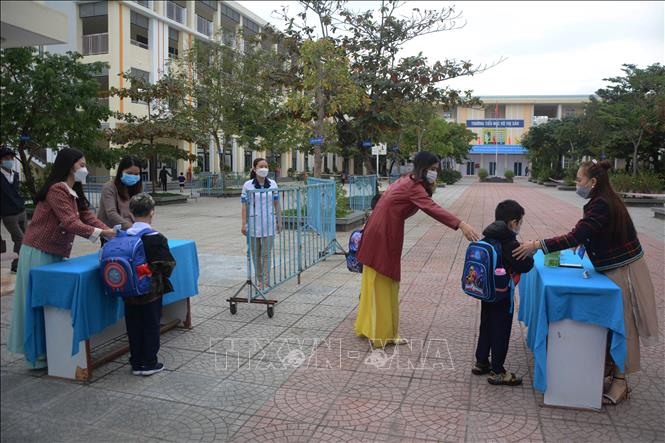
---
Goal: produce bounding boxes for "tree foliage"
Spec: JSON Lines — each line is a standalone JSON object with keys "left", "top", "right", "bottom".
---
{"left": 0, "top": 48, "right": 112, "bottom": 198}
{"left": 108, "top": 70, "right": 200, "bottom": 191}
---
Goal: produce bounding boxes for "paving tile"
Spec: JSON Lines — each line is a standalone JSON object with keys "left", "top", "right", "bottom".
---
{"left": 398, "top": 403, "right": 467, "bottom": 441}
{"left": 95, "top": 396, "right": 188, "bottom": 438}
{"left": 615, "top": 426, "right": 665, "bottom": 443}
{"left": 3, "top": 376, "right": 81, "bottom": 413}
{"left": 323, "top": 395, "right": 402, "bottom": 428}
{"left": 342, "top": 371, "right": 411, "bottom": 403}
{"left": 229, "top": 416, "right": 317, "bottom": 442}
{"left": 470, "top": 382, "right": 540, "bottom": 416}
{"left": 41, "top": 387, "right": 136, "bottom": 424}
{"left": 607, "top": 399, "right": 665, "bottom": 433}
{"left": 404, "top": 379, "right": 470, "bottom": 410}
{"left": 540, "top": 418, "right": 622, "bottom": 442}
{"left": 255, "top": 388, "right": 335, "bottom": 424}
{"left": 466, "top": 411, "right": 544, "bottom": 442}
{"left": 179, "top": 352, "right": 246, "bottom": 379}
{"left": 280, "top": 367, "right": 354, "bottom": 393}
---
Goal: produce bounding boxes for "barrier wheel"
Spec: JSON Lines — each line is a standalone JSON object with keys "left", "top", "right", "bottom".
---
{"left": 267, "top": 305, "right": 274, "bottom": 318}
{"left": 230, "top": 303, "right": 237, "bottom": 315}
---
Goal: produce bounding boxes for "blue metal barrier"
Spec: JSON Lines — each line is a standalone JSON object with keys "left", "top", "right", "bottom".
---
{"left": 227, "top": 179, "right": 341, "bottom": 317}
{"left": 83, "top": 176, "right": 113, "bottom": 210}
{"left": 348, "top": 175, "right": 376, "bottom": 212}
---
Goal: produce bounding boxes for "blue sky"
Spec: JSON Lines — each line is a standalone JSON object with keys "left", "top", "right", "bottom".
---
{"left": 237, "top": 1, "right": 664, "bottom": 96}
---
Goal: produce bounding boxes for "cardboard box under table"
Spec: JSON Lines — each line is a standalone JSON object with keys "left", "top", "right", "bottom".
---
{"left": 27, "top": 240, "right": 199, "bottom": 380}
{"left": 518, "top": 250, "right": 626, "bottom": 410}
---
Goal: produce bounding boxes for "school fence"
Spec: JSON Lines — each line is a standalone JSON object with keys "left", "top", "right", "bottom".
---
{"left": 234, "top": 178, "right": 340, "bottom": 309}
{"left": 348, "top": 175, "right": 377, "bottom": 212}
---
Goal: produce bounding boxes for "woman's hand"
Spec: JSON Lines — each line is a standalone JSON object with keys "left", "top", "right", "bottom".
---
{"left": 513, "top": 240, "right": 538, "bottom": 260}
{"left": 241, "top": 225, "right": 247, "bottom": 236}
{"left": 459, "top": 222, "right": 481, "bottom": 241}
{"left": 101, "top": 229, "right": 116, "bottom": 239}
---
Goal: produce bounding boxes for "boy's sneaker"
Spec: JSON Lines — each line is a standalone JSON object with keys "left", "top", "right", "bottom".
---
{"left": 471, "top": 361, "right": 491, "bottom": 375}
{"left": 140, "top": 362, "right": 165, "bottom": 376}
{"left": 487, "top": 371, "right": 522, "bottom": 386}
{"left": 132, "top": 368, "right": 144, "bottom": 376}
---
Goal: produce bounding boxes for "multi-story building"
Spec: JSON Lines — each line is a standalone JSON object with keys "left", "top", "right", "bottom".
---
{"left": 444, "top": 95, "right": 591, "bottom": 176}
{"left": 45, "top": 0, "right": 333, "bottom": 179}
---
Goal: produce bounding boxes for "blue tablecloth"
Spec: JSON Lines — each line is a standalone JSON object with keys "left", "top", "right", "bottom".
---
{"left": 26, "top": 240, "right": 199, "bottom": 364}
{"left": 518, "top": 249, "right": 626, "bottom": 393}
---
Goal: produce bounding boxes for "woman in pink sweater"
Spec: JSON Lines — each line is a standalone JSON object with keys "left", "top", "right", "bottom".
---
{"left": 7, "top": 148, "right": 115, "bottom": 368}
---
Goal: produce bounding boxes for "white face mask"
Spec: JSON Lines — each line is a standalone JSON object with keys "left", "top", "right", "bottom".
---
{"left": 426, "top": 170, "right": 438, "bottom": 183}
{"left": 74, "top": 166, "right": 89, "bottom": 183}
{"left": 256, "top": 168, "right": 269, "bottom": 178}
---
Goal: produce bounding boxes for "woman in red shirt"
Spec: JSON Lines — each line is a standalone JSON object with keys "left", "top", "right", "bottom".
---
{"left": 355, "top": 151, "right": 480, "bottom": 348}
{"left": 7, "top": 148, "right": 115, "bottom": 368}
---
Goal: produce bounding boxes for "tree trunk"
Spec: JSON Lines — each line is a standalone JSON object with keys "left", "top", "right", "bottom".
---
{"left": 17, "top": 143, "right": 38, "bottom": 200}
{"left": 314, "top": 87, "right": 325, "bottom": 178}
{"left": 631, "top": 128, "right": 643, "bottom": 177}
{"left": 214, "top": 133, "right": 224, "bottom": 174}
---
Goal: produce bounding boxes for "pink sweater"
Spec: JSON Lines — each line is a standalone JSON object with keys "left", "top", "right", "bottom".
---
{"left": 23, "top": 182, "right": 109, "bottom": 258}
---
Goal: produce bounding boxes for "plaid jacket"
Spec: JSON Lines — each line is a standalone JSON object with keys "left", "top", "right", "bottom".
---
{"left": 540, "top": 197, "right": 643, "bottom": 272}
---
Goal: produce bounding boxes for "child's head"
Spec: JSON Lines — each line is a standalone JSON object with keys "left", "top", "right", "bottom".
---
{"left": 129, "top": 193, "right": 156, "bottom": 223}
{"left": 495, "top": 199, "right": 525, "bottom": 234}
{"left": 180, "top": 172, "right": 184, "bottom": 176}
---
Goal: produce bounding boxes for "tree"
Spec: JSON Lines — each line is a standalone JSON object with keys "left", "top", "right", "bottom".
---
{"left": 0, "top": 48, "right": 112, "bottom": 199}
{"left": 591, "top": 63, "right": 665, "bottom": 176}
{"left": 285, "top": 38, "right": 368, "bottom": 177}
{"left": 278, "top": 1, "right": 492, "bottom": 174}
{"left": 108, "top": 71, "right": 200, "bottom": 192}
{"left": 177, "top": 36, "right": 292, "bottom": 174}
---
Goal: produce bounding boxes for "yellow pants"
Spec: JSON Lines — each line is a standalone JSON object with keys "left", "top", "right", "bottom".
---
{"left": 354, "top": 265, "right": 401, "bottom": 348}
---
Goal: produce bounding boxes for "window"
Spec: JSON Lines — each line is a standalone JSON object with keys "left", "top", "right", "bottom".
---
{"left": 220, "top": 4, "right": 240, "bottom": 22}
{"left": 130, "top": 11, "right": 150, "bottom": 49}
{"left": 197, "top": 144, "right": 210, "bottom": 172}
{"left": 130, "top": 68, "right": 150, "bottom": 103}
{"left": 166, "top": 1, "right": 186, "bottom": 24}
{"left": 134, "top": 0, "right": 150, "bottom": 8}
{"left": 198, "top": 0, "right": 217, "bottom": 10}
{"left": 197, "top": 15, "right": 212, "bottom": 37}
{"left": 243, "top": 18, "right": 259, "bottom": 34}
{"left": 484, "top": 104, "right": 506, "bottom": 119}
{"left": 533, "top": 104, "right": 558, "bottom": 119}
{"left": 168, "top": 27, "right": 179, "bottom": 58}
{"left": 79, "top": 1, "right": 107, "bottom": 18}
{"left": 222, "top": 28, "right": 236, "bottom": 47}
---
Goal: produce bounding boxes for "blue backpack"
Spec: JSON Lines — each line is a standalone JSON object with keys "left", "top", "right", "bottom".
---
{"left": 461, "top": 238, "right": 512, "bottom": 304}
{"left": 100, "top": 228, "right": 155, "bottom": 298}
{"left": 346, "top": 229, "right": 363, "bottom": 273}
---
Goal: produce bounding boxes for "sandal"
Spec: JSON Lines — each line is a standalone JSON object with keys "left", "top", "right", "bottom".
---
{"left": 488, "top": 371, "right": 523, "bottom": 386}
{"left": 472, "top": 361, "right": 491, "bottom": 375}
{"left": 602, "top": 376, "right": 629, "bottom": 405}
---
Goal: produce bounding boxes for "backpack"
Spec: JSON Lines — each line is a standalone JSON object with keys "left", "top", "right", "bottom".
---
{"left": 99, "top": 228, "right": 155, "bottom": 298}
{"left": 346, "top": 229, "right": 363, "bottom": 273}
{"left": 461, "top": 238, "right": 513, "bottom": 304}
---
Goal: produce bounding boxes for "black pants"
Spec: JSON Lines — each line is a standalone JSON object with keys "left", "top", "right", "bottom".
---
{"left": 161, "top": 179, "right": 167, "bottom": 191}
{"left": 475, "top": 297, "right": 513, "bottom": 374}
{"left": 124, "top": 297, "right": 163, "bottom": 370}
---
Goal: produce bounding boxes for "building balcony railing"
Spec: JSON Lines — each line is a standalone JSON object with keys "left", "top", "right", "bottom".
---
{"left": 166, "top": 1, "right": 186, "bottom": 24}
{"left": 130, "top": 38, "right": 149, "bottom": 49}
{"left": 82, "top": 33, "right": 109, "bottom": 56}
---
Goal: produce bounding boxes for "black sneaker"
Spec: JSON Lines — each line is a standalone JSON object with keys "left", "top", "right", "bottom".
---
{"left": 132, "top": 368, "right": 144, "bottom": 376}
{"left": 140, "top": 362, "right": 165, "bottom": 376}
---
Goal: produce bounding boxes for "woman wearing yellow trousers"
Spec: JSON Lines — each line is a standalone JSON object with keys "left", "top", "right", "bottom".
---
{"left": 355, "top": 152, "right": 480, "bottom": 348}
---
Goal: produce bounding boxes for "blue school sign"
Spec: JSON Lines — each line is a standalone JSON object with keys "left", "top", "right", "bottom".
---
{"left": 466, "top": 120, "right": 524, "bottom": 128}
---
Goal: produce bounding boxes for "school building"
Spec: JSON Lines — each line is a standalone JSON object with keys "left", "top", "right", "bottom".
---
{"left": 42, "top": 0, "right": 337, "bottom": 179}
{"left": 443, "top": 95, "right": 591, "bottom": 177}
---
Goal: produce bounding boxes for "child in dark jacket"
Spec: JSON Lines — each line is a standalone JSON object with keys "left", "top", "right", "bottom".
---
{"left": 473, "top": 199, "right": 534, "bottom": 386}
{"left": 125, "top": 193, "right": 176, "bottom": 376}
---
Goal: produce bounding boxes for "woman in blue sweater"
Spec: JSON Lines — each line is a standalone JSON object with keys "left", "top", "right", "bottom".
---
{"left": 514, "top": 159, "right": 659, "bottom": 405}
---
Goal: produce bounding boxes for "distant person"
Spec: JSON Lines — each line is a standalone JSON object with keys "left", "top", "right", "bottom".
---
{"left": 355, "top": 151, "right": 481, "bottom": 348}
{"left": 514, "top": 160, "right": 659, "bottom": 405}
{"left": 7, "top": 148, "right": 115, "bottom": 368}
{"left": 159, "top": 165, "right": 171, "bottom": 192}
{"left": 524, "top": 166, "right": 529, "bottom": 176}
{"left": 178, "top": 172, "right": 186, "bottom": 193}
{"left": 97, "top": 156, "right": 143, "bottom": 235}
{"left": 0, "top": 148, "right": 26, "bottom": 273}
{"left": 122, "top": 193, "right": 175, "bottom": 376}
{"left": 240, "top": 158, "right": 281, "bottom": 291}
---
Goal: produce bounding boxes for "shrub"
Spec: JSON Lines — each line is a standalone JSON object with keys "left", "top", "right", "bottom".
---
{"left": 611, "top": 171, "right": 665, "bottom": 193}
{"left": 537, "top": 169, "right": 551, "bottom": 183}
{"left": 439, "top": 169, "right": 462, "bottom": 185}
{"left": 336, "top": 182, "right": 352, "bottom": 217}
{"left": 504, "top": 170, "right": 515, "bottom": 180}
{"left": 564, "top": 176, "right": 576, "bottom": 186}
{"left": 478, "top": 168, "right": 489, "bottom": 181}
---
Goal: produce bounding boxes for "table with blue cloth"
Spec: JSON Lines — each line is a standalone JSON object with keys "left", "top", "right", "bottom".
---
{"left": 26, "top": 240, "right": 199, "bottom": 380}
{"left": 518, "top": 249, "right": 626, "bottom": 408}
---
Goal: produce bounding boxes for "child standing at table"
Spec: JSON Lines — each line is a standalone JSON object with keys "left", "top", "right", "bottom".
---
{"left": 124, "top": 193, "right": 176, "bottom": 376}
{"left": 472, "top": 200, "right": 534, "bottom": 386}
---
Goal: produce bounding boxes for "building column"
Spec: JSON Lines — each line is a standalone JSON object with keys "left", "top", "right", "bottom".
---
{"left": 557, "top": 104, "right": 562, "bottom": 120}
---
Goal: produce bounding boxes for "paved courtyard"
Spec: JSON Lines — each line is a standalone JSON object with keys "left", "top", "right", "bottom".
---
{"left": 1, "top": 178, "right": 663, "bottom": 442}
